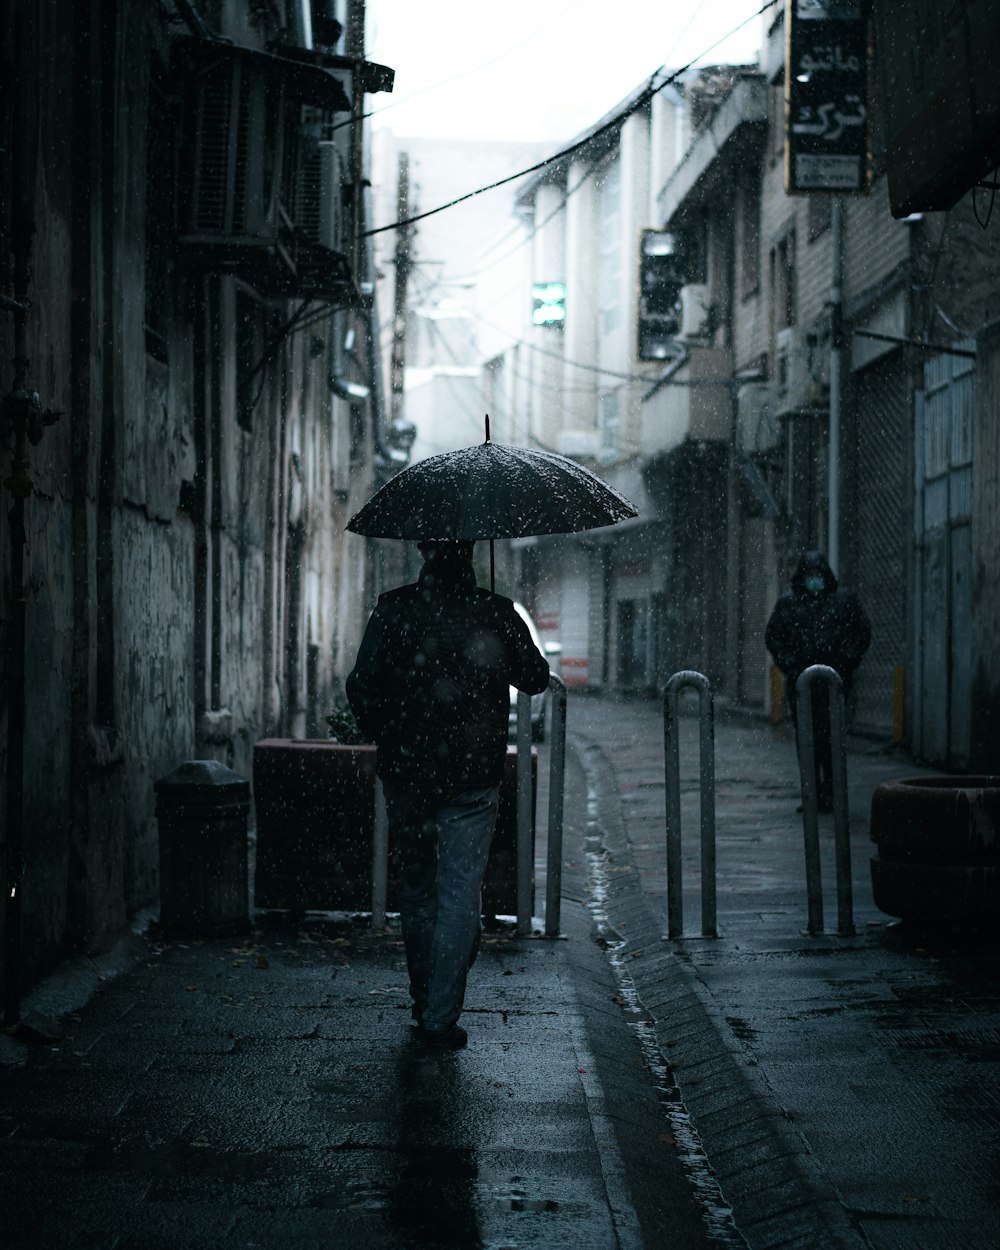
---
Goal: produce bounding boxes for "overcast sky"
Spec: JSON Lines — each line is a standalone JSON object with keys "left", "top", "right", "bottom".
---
{"left": 365, "top": 1, "right": 768, "bottom": 145}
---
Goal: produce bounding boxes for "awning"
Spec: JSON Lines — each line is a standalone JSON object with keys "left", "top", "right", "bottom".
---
{"left": 176, "top": 35, "right": 352, "bottom": 112}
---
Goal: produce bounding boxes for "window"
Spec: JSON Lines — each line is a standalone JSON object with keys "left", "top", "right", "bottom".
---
{"left": 683, "top": 211, "right": 708, "bottom": 286}
{"left": 770, "top": 82, "right": 785, "bottom": 165}
{"left": 599, "top": 160, "right": 621, "bottom": 335}
{"left": 807, "top": 194, "right": 831, "bottom": 241}
{"left": 771, "top": 227, "right": 797, "bottom": 330}
{"left": 740, "top": 168, "right": 761, "bottom": 297}
{"left": 600, "top": 389, "right": 620, "bottom": 460}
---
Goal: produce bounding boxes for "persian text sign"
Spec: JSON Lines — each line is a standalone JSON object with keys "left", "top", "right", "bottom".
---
{"left": 785, "top": 0, "right": 869, "bottom": 194}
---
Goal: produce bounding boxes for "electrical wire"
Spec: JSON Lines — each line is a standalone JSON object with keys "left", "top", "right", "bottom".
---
{"left": 361, "top": 3, "right": 577, "bottom": 125}
{"left": 409, "top": 246, "right": 740, "bottom": 391}
{"left": 373, "top": 4, "right": 761, "bottom": 297}
{"left": 362, "top": 0, "right": 780, "bottom": 240}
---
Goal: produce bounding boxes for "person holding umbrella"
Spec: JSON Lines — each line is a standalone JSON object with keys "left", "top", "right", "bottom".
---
{"left": 346, "top": 420, "right": 636, "bottom": 1046}
{"left": 346, "top": 539, "right": 549, "bottom": 1049}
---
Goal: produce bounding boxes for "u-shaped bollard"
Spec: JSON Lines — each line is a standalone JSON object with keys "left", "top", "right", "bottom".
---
{"left": 795, "top": 664, "right": 854, "bottom": 937}
{"left": 663, "top": 670, "right": 717, "bottom": 939}
{"left": 516, "top": 674, "right": 568, "bottom": 936}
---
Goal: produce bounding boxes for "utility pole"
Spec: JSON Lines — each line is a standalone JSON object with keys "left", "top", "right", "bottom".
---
{"left": 389, "top": 151, "right": 412, "bottom": 430}
{"left": 828, "top": 196, "right": 844, "bottom": 575}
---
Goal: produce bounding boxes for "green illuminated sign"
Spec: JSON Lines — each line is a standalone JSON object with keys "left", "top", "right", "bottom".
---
{"left": 531, "top": 281, "right": 566, "bottom": 327}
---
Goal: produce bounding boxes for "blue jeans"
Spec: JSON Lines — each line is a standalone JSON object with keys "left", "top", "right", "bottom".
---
{"left": 383, "top": 782, "right": 500, "bottom": 1034}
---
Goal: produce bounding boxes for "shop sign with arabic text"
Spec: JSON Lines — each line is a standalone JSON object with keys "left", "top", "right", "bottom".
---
{"left": 785, "top": 0, "right": 870, "bottom": 194}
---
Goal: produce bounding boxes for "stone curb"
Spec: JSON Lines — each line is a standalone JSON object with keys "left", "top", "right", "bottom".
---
{"left": 569, "top": 732, "right": 869, "bottom": 1250}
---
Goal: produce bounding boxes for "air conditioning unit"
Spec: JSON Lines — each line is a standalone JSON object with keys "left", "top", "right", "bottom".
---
{"left": 295, "top": 126, "right": 344, "bottom": 254}
{"left": 184, "top": 57, "right": 283, "bottom": 239}
{"left": 736, "top": 383, "right": 781, "bottom": 454}
{"left": 678, "top": 283, "right": 711, "bottom": 340}
{"left": 774, "top": 327, "right": 816, "bottom": 413}
{"left": 775, "top": 327, "right": 800, "bottom": 415}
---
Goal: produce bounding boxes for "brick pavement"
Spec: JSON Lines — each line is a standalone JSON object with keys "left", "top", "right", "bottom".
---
{"left": 0, "top": 739, "right": 717, "bottom": 1250}
{"left": 566, "top": 690, "right": 1000, "bottom": 1250}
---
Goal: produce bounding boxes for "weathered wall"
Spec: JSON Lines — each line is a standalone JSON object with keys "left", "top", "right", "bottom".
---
{"left": 971, "top": 321, "right": 1000, "bottom": 770}
{"left": 1, "top": 0, "right": 380, "bottom": 994}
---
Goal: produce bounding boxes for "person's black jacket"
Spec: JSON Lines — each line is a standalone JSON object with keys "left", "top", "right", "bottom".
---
{"left": 764, "top": 550, "right": 871, "bottom": 690}
{"left": 346, "top": 558, "right": 549, "bottom": 787}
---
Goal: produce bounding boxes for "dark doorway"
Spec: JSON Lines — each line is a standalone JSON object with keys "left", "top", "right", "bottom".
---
{"left": 616, "top": 599, "right": 648, "bottom": 688}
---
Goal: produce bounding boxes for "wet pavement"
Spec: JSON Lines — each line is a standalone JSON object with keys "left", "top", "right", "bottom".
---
{"left": 3, "top": 690, "right": 999, "bottom": 1249}
{"left": 0, "top": 743, "right": 718, "bottom": 1250}
{"left": 569, "top": 691, "right": 1000, "bottom": 1250}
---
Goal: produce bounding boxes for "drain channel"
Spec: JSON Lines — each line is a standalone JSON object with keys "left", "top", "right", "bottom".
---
{"left": 584, "top": 790, "right": 747, "bottom": 1250}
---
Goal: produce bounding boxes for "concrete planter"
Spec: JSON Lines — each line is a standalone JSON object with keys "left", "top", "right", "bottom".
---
{"left": 869, "top": 776, "right": 1000, "bottom": 924}
{"left": 252, "top": 740, "right": 533, "bottom": 916}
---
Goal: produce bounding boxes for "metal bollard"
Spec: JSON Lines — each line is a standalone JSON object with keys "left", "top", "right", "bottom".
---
{"left": 795, "top": 665, "right": 854, "bottom": 937}
{"left": 370, "top": 779, "right": 389, "bottom": 930}
{"left": 663, "top": 671, "right": 717, "bottom": 939}
{"left": 155, "top": 760, "right": 251, "bottom": 937}
{"left": 544, "top": 674, "right": 568, "bottom": 938}
{"left": 516, "top": 689, "right": 533, "bottom": 934}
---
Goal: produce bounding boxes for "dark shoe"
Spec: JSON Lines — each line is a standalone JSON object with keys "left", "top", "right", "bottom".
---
{"left": 422, "top": 1024, "right": 468, "bottom": 1049}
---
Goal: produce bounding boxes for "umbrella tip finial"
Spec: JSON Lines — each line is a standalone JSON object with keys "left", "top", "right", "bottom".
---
{"left": 484, "top": 414, "right": 491, "bottom": 444}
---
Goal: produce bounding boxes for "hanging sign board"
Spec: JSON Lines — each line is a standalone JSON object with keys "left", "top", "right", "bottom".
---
{"left": 785, "top": 0, "right": 870, "bottom": 194}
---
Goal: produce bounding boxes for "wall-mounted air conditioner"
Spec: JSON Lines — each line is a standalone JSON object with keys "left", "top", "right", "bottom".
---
{"left": 736, "top": 383, "right": 781, "bottom": 455}
{"left": 678, "top": 283, "right": 711, "bottom": 339}
{"left": 774, "top": 326, "right": 793, "bottom": 392}
{"left": 295, "top": 130, "right": 344, "bottom": 254}
{"left": 177, "top": 39, "right": 353, "bottom": 298}
{"left": 775, "top": 327, "right": 821, "bottom": 414}
{"left": 185, "top": 59, "right": 283, "bottom": 239}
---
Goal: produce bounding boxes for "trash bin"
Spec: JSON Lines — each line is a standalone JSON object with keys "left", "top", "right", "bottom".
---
{"left": 155, "top": 760, "right": 251, "bottom": 936}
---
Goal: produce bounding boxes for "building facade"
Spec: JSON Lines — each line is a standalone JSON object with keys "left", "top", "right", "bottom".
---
{"left": 1, "top": 0, "right": 397, "bottom": 995}
{"left": 489, "top": 10, "right": 1000, "bottom": 770}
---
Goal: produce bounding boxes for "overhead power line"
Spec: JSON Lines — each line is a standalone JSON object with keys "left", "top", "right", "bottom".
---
{"left": 362, "top": 0, "right": 779, "bottom": 240}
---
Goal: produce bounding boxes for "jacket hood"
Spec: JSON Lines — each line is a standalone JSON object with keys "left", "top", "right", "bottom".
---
{"left": 791, "top": 549, "right": 838, "bottom": 594}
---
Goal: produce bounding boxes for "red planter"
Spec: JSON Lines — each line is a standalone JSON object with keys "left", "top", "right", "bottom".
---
{"left": 252, "top": 740, "right": 534, "bottom": 916}
{"left": 869, "top": 776, "right": 1000, "bottom": 924}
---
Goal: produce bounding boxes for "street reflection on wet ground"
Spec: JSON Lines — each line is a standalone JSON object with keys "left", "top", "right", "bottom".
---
{"left": 385, "top": 1041, "right": 484, "bottom": 1247}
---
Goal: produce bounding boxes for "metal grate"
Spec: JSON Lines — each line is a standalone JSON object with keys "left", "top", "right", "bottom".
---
{"left": 193, "top": 68, "right": 233, "bottom": 232}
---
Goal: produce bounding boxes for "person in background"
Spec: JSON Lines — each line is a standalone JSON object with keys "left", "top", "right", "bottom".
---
{"left": 346, "top": 540, "right": 549, "bottom": 1049}
{"left": 765, "top": 550, "right": 871, "bottom": 811}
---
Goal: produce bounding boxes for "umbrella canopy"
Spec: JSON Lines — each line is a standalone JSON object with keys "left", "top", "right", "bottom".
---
{"left": 346, "top": 439, "right": 638, "bottom": 541}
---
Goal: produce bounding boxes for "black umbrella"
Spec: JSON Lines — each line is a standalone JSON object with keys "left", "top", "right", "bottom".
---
{"left": 346, "top": 418, "right": 638, "bottom": 587}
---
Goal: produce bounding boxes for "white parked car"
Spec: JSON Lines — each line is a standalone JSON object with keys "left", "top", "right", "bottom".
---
{"left": 508, "top": 602, "right": 560, "bottom": 742}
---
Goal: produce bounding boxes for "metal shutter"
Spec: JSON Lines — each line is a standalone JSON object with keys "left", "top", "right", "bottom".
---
{"left": 851, "top": 353, "right": 907, "bottom": 735}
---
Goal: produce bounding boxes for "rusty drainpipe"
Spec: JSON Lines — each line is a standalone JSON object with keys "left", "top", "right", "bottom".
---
{"left": 2, "top": 4, "right": 60, "bottom": 1026}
